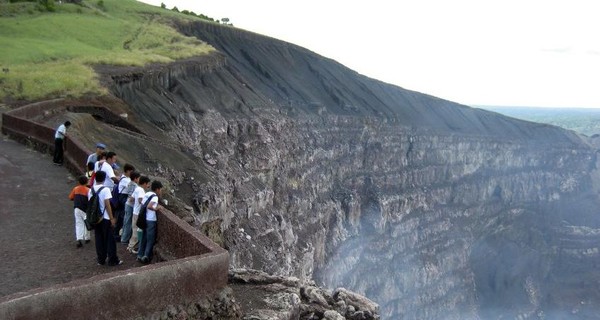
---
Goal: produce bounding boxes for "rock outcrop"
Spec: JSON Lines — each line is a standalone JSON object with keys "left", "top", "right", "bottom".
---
{"left": 95, "top": 20, "right": 600, "bottom": 319}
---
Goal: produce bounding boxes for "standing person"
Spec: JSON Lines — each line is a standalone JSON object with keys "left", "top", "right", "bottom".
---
{"left": 128, "top": 176, "right": 150, "bottom": 254}
{"left": 121, "top": 171, "right": 140, "bottom": 246}
{"left": 53, "top": 121, "right": 71, "bottom": 165}
{"left": 69, "top": 175, "right": 90, "bottom": 248}
{"left": 113, "top": 163, "right": 135, "bottom": 242}
{"left": 97, "top": 151, "right": 119, "bottom": 189}
{"left": 85, "top": 143, "right": 105, "bottom": 170}
{"left": 89, "top": 170, "right": 122, "bottom": 266}
{"left": 137, "top": 180, "right": 162, "bottom": 263}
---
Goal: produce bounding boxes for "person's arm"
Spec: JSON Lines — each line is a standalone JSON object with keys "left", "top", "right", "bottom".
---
{"left": 147, "top": 196, "right": 159, "bottom": 211}
{"left": 105, "top": 199, "right": 116, "bottom": 226}
{"left": 69, "top": 188, "right": 75, "bottom": 200}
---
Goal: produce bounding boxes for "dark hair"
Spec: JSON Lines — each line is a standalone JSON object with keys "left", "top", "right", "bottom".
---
{"left": 151, "top": 180, "right": 163, "bottom": 191}
{"left": 123, "top": 163, "right": 135, "bottom": 173}
{"left": 65, "top": 121, "right": 71, "bottom": 127}
{"left": 130, "top": 171, "right": 141, "bottom": 181}
{"left": 87, "top": 162, "right": 94, "bottom": 171}
{"left": 106, "top": 151, "right": 116, "bottom": 160}
{"left": 95, "top": 170, "right": 107, "bottom": 183}
{"left": 139, "top": 176, "right": 151, "bottom": 185}
{"left": 99, "top": 152, "right": 107, "bottom": 160}
{"left": 78, "top": 175, "right": 88, "bottom": 185}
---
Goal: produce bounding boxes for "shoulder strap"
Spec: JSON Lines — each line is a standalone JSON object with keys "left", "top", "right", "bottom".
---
{"left": 143, "top": 194, "right": 157, "bottom": 207}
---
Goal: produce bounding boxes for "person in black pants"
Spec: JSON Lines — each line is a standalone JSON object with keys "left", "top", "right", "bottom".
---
{"left": 89, "top": 171, "right": 122, "bottom": 266}
{"left": 53, "top": 121, "right": 71, "bottom": 165}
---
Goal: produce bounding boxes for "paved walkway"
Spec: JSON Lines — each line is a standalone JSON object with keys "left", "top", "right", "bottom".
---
{"left": 0, "top": 136, "right": 139, "bottom": 298}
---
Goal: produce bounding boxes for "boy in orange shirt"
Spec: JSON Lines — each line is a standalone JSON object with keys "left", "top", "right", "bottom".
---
{"left": 69, "top": 176, "right": 91, "bottom": 248}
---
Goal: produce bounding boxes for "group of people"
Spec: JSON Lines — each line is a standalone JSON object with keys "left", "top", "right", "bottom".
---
{"left": 66, "top": 140, "right": 164, "bottom": 266}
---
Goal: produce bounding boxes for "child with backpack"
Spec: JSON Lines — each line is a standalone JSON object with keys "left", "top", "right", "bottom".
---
{"left": 112, "top": 163, "right": 135, "bottom": 243}
{"left": 137, "top": 180, "right": 163, "bottom": 264}
{"left": 128, "top": 175, "right": 150, "bottom": 254}
{"left": 69, "top": 175, "right": 90, "bottom": 248}
{"left": 88, "top": 170, "right": 122, "bottom": 266}
{"left": 120, "top": 169, "right": 139, "bottom": 245}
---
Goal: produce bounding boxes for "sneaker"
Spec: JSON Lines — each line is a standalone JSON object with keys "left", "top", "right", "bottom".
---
{"left": 76, "top": 240, "right": 83, "bottom": 248}
{"left": 141, "top": 256, "right": 149, "bottom": 264}
{"left": 136, "top": 256, "right": 143, "bottom": 263}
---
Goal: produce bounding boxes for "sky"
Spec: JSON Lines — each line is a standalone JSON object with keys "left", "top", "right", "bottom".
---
{"left": 138, "top": 0, "right": 600, "bottom": 108}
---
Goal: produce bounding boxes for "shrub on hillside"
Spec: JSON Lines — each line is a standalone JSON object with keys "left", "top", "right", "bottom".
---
{"left": 37, "top": 0, "right": 55, "bottom": 12}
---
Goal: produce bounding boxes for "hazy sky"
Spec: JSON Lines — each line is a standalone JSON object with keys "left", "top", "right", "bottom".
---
{"left": 139, "top": 0, "right": 600, "bottom": 108}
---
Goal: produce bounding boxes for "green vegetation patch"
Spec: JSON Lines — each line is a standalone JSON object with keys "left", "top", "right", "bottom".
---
{"left": 0, "top": 0, "right": 215, "bottom": 101}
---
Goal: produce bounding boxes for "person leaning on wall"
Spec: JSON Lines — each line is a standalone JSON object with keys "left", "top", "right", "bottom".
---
{"left": 53, "top": 120, "right": 71, "bottom": 166}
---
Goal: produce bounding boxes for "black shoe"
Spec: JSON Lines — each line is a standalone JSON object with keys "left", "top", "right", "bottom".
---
{"left": 76, "top": 240, "right": 83, "bottom": 248}
{"left": 141, "top": 256, "right": 150, "bottom": 264}
{"left": 85, "top": 240, "right": 91, "bottom": 244}
{"left": 108, "top": 260, "right": 123, "bottom": 266}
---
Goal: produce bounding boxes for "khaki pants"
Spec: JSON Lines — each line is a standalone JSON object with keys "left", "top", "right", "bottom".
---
{"left": 74, "top": 208, "right": 91, "bottom": 241}
{"left": 128, "top": 214, "right": 139, "bottom": 250}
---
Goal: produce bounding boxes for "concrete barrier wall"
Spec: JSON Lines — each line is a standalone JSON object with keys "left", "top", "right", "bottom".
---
{"left": 0, "top": 253, "right": 228, "bottom": 320}
{"left": 0, "top": 100, "right": 229, "bottom": 319}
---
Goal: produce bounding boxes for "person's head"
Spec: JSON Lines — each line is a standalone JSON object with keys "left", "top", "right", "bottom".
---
{"left": 123, "top": 163, "right": 135, "bottom": 177}
{"left": 130, "top": 171, "right": 141, "bottom": 183}
{"left": 139, "top": 176, "right": 151, "bottom": 189}
{"left": 78, "top": 175, "right": 88, "bottom": 186}
{"left": 95, "top": 143, "right": 106, "bottom": 155}
{"left": 64, "top": 121, "right": 71, "bottom": 127}
{"left": 98, "top": 152, "right": 107, "bottom": 161}
{"left": 95, "top": 170, "right": 107, "bottom": 184}
{"left": 151, "top": 180, "right": 163, "bottom": 195}
{"left": 87, "top": 162, "right": 94, "bottom": 172}
{"left": 106, "top": 151, "right": 117, "bottom": 164}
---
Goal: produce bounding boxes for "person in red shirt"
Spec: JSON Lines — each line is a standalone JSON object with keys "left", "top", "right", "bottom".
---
{"left": 69, "top": 175, "right": 90, "bottom": 248}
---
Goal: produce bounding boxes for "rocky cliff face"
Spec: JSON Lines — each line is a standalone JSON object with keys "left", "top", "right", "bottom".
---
{"left": 104, "top": 20, "right": 600, "bottom": 319}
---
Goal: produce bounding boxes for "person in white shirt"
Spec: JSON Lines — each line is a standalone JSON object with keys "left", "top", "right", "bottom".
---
{"left": 114, "top": 163, "right": 135, "bottom": 243}
{"left": 53, "top": 121, "right": 71, "bottom": 165}
{"left": 137, "top": 180, "right": 163, "bottom": 264}
{"left": 128, "top": 175, "right": 150, "bottom": 254}
{"left": 97, "top": 151, "right": 119, "bottom": 189}
{"left": 88, "top": 170, "right": 122, "bottom": 266}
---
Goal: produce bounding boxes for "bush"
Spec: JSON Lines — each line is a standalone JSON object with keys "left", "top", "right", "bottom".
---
{"left": 38, "top": 0, "right": 55, "bottom": 12}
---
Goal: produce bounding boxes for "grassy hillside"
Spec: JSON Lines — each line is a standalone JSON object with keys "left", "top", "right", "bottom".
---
{"left": 0, "top": 0, "right": 215, "bottom": 101}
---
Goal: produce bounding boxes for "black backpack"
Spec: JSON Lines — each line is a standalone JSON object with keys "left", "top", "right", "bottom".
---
{"left": 85, "top": 186, "right": 106, "bottom": 230}
{"left": 136, "top": 194, "right": 156, "bottom": 230}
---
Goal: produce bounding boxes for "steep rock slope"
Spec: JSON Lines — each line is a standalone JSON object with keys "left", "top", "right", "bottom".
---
{"left": 105, "top": 20, "right": 600, "bottom": 319}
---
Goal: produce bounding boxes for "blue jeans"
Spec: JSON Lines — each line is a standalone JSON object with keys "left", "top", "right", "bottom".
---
{"left": 121, "top": 204, "right": 133, "bottom": 244}
{"left": 138, "top": 221, "right": 157, "bottom": 261}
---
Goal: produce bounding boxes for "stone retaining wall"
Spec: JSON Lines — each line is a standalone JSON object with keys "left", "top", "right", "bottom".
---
{"left": 0, "top": 100, "right": 229, "bottom": 320}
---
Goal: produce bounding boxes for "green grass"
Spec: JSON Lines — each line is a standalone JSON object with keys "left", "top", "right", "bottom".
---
{"left": 0, "top": 0, "right": 216, "bottom": 101}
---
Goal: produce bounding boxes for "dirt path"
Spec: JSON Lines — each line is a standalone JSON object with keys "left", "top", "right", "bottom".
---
{"left": 0, "top": 137, "right": 139, "bottom": 298}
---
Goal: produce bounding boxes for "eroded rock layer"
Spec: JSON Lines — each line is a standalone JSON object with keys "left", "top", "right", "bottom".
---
{"left": 106, "top": 20, "right": 600, "bottom": 319}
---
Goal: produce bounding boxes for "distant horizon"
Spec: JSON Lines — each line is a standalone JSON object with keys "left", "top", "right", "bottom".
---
{"left": 475, "top": 105, "right": 600, "bottom": 110}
